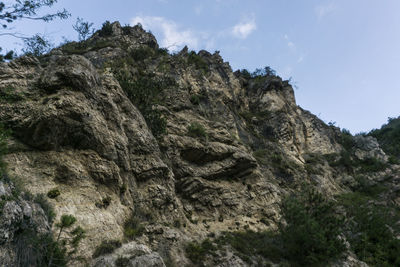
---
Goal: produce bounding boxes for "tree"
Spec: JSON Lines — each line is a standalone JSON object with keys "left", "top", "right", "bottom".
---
{"left": 22, "top": 33, "right": 53, "bottom": 56}
{"left": 48, "top": 214, "right": 85, "bottom": 266}
{"left": 73, "top": 17, "right": 94, "bottom": 41}
{"left": 280, "top": 186, "right": 345, "bottom": 265}
{"left": 0, "top": 0, "right": 70, "bottom": 60}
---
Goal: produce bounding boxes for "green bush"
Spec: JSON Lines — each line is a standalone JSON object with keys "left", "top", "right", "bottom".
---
{"left": 326, "top": 150, "right": 387, "bottom": 174}
{"left": 187, "top": 51, "right": 209, "bottom": 74}
{"left": 185, "top": 239, "right": 216, "bottom": 264}
{"left": 47, "top": 188, "right": 60, "bottom": 199}
{"left": 130, "top": 46, "right": 155, "bottom": 61}
{"left": 187, "top": 122, "right": 207, "bottom": 138}
{"left": 96, "top": 195, "right": 112, "bottom": 209}
{"left": 0, "top": 86, "right": 24, "bottom": 103}
{"left": 46, "top": 214, "right": 85, "bottom": 266}
{"left": 280, "top": 187, "right": 346, "bottom": 266}
{"left": 215, "top": 231, "right": 282, "bottom": 263}
{"left": 22, "top": 34, "right": 53, "bottom": 56}
{"left": 357, "top": 157, "right": 388, "bottom": 173}
{"left": 98, "top": 21, "right": 113, "bottom": 37}
{"left": 115, "top": 256, "right": 130, "bottom": 267}
{"left": 143, "top": 109, "right": 167, "bottom": 137}
{"left": 115, "top": 71, "right": 174, "bottom": 137}
{"left": 339, "top": 129, "right": 355, "bottom": 151}
{"left": 123, "top": 215, "right": 145, "bottom": 240}
{"left": 61, "top": 39, "right": 114, "bottom": 55}
{"left": 369, "top": 117, "right": 400, "bottom": 159}
{"left": 186, "top": 186, "right": 346, "bottom": 265}
{"left": 16, "top": 230, "right": 67, "bottom": 267}
{"left": 92, "top": 240, "right": 122, "bottom": 258}
{"left": 190, "top": 94, "right": 201, "bottom": 105}
{"left": 338, "top": 182, "right": 400, "bottom": 266}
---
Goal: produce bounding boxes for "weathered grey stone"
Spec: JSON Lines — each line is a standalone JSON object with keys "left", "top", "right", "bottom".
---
{"left": 92, "top": 242, "right": 165, "bottom": 267}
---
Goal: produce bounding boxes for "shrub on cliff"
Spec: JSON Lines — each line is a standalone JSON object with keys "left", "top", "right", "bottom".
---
{"left": 369, "top": 116, "right": 400, "bottom": 159}
{"left": 339, "top": 179, "right": 400, "bottom": 266}
{"left": 0, "top": 124, "right": 8, "bottom": 174}
{"left": 115, "top": 71, "right": 174, "bottom": 137}
{"left": 280, "top": 187, "right": 346, "bottom": 265}
{"left": 98, "top": 21, "right": 113, "bottom": 37}
{"left": 187, "top": 122, "right": 207, "bottom": 138}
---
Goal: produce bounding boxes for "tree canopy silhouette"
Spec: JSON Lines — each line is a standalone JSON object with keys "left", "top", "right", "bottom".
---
{"left": 0, "top": 0, "right": 70, "bottom": 60}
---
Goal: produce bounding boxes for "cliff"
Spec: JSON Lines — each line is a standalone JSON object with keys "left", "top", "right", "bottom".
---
{"left": 0, "top": 22, "right": 398, "bottom": 266}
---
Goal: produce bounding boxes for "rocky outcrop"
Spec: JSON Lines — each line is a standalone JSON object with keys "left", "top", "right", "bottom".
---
{"left": 0, "top": 178, "right": 51, "bottom": 266}
{"left": 92, "top": 242, "right": 166, "bottom": 267}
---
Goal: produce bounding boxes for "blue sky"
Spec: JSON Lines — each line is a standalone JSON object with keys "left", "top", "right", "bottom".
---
{"left": 2, "top": 0, "right": 400, "bottom": 133}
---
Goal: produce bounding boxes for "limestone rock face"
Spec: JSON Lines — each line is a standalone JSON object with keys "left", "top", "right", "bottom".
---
{"left": 0, "top": 22, "right": 390, "bottom": 266}
{"left": 353, "top": 135, "right": 387, "bottom": 161}
{"left": 92, "top": 242, "right": 166, "bottom": 267}
{"left": 0, "top": 179, "right": 51, "bottom": 266}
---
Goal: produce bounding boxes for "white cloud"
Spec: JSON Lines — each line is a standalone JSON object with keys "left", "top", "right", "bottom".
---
{"left": 231, "top": 18, "right": 256, "bottom": 39}
{"left": 287, "top": 41, "right": 295, "bottom": 49}
{"left": 131, "top": 16, "right": 199, "bottom": 51}
{"left": 315, "top": 3, "right": 336, "bottom": 19}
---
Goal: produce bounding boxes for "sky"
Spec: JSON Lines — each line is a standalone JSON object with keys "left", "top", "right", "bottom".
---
{"left": 2, "top": 0, "right": 400, "bottom": 134}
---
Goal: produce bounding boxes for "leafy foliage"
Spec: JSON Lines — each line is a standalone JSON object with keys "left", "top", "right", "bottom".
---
{"left": 186, "top": 187, "right": 346, "bottom": 265}
{"left": 215, "top": 231, "right": 282, "bottom": 264}
{"left": 0, "top": 0, "right": 69, "bottom": 28}
{"left": 16, "top": 230, "right": 68, "bottom": 267}
{"left": 0, "top": 85, "right": 25, "bottom": 102}
{"left": 61, "top": 39, "right": 114, "bottom": 55}
{"left": 238, "top": 66, "right": 276, "bottom": 80}
{"left": 369, "top": 116, "right": 400, "bottom": 159}
{"left": 187, "top": 51, "right": 209, "bottom": 74}
{"left": 189, "top": 94, "right": 202, "bottom": 105}
{"left": 280, "top": 187, "right": 346, "bottom": 266}
{"left": 98, "top": 20, "right": 113, "bottom": 37}
{"left": 130, "top": 46, "right": 155, "bottom": 61}
{"left": 16, "top": 214, "right": 85, "bottom": 266}
{"left": 185, "top": 239, "right": 217, "bottom": 264}
{"left": 22, "top": 33, "right": 53, "bottom": 56}
{"left": 338, "top": 180, "right": 400, "bottom": 266}
{"left": 0, "top": 49, "right": 14, "bottom": 61}
{"left": 47, "top": 214, "right": 85, "bottom": 266}
{"left": 123, "top": 215, "right": 145, "bottom": 240}
{"left": 339, "top": 129, "right": 355, "bottom": 151}
{"left": 116, "top": 70, "right": 175, "bottom": 137}
{"left": 47, "top": 188, "right": 60, "bottom": 199}
{"left": 95, "top": 196, "right": 112, "bottom": 209}
{"left": 73, "top": 17, "right": 94, "bottom": 41}
{"left": 187, "top": 122, "right": 207, "bottom": 138}
{"left": 57, "top": 214, "right": 77, "bottom": 228}
{"left": 326, "top": 151, "right": 388, "bottom": 174}
{"left": 0, "top": 0, "right": 70, "bottom": 60}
